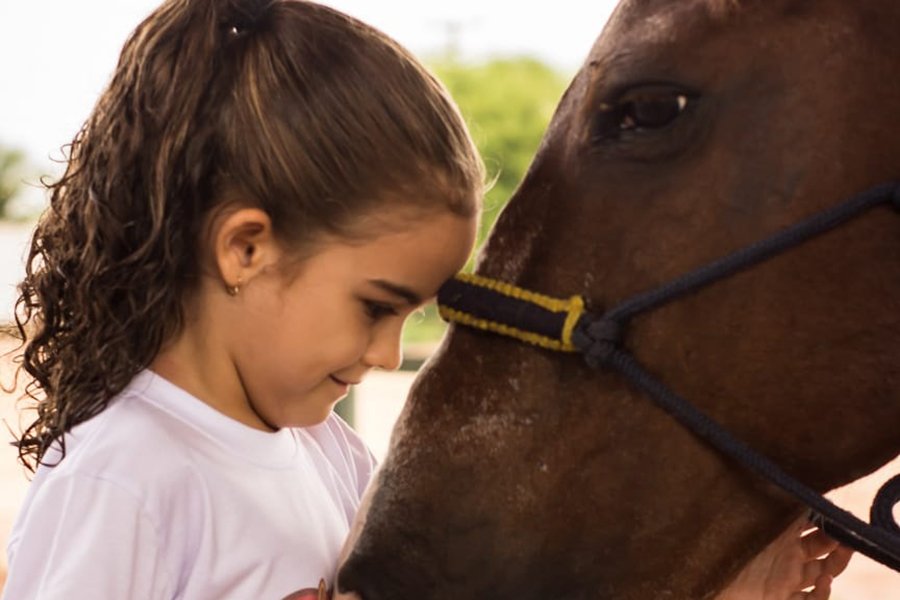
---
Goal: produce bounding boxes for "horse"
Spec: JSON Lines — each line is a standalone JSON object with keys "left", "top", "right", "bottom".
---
{"left": 336, "top": 0, "right": 900, "bottom": 597}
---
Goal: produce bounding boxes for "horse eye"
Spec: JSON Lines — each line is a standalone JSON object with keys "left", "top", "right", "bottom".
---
{"left": 592, "top": 89, "right": 693, "bottom": 142}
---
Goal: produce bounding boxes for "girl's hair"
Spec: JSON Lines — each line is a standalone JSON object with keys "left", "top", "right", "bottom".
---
{"left": 13, "top": 0, "right": 484, "bottom": 471}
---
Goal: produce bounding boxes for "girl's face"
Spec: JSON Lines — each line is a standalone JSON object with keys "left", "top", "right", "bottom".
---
{"left": 230, "top": 209, "right": 477, "bottom": 430}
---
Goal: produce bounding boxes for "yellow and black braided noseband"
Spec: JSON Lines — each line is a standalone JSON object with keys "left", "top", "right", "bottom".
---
{"left": 437, "top": 273, "right": 586, "bottom": 352}
{"left": 434, "top": 182, "right": 900, "bottom": 573}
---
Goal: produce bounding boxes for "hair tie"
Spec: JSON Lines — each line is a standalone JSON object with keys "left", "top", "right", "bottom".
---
{"left": 222, "top": 0, "right": 271, "bottom": 40}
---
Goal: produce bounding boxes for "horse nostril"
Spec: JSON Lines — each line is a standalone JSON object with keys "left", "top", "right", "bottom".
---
{"left": 337, "top": 533, "right": 437, "bottom": 599}
{"left": 336, "top": 554, "right": 386, "bottom": 600}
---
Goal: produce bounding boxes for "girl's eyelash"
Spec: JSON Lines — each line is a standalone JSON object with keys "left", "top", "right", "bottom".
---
{"left": 363, "top": 300, "right": 399, "bottom": 319}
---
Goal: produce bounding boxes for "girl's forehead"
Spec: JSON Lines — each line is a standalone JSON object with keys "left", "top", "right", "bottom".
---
{"left": 322, "top": 203, "right": 476, "bottom": 247}
{"left": 355, "top": 211, "right": 475, "bottom": 256}
{"left": 311, "top": 211, "right": 476, "bottom": 283}
{"left": 351, "top": 201, "right": 470, "bottom": 232}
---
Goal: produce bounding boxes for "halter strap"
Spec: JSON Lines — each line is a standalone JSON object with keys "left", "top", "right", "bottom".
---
{"left": 437, "top": 181, "right": 900, "bottom": 572}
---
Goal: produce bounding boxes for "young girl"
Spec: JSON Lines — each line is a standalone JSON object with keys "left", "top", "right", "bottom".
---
{"left": 2, "top": 0, "right": 848, "bottom": 598}
{"left": 5, "top": 0, "right": 480, "bottom": 597}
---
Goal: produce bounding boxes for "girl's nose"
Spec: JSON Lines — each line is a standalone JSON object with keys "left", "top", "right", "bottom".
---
{"left": 363, "top": 321, "right": 403, "bottom": 371}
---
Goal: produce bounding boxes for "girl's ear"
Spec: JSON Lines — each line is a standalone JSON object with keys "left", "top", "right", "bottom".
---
{"left": 213, "top": 207, "right": 281, "bottom": 292}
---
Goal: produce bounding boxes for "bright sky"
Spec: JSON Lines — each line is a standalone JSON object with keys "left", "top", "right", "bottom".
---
{"left": 0, "top": 0, "right": 619, "bottom": 171}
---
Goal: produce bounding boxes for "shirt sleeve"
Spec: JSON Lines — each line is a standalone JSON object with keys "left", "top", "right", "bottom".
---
{"left": 3, "top": 472, "right": 175, "bottom": 600}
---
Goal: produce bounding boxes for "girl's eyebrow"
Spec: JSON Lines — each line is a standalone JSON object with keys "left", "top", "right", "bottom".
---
{"left": 368, "top": 279, "right": 423, "bottom": 305}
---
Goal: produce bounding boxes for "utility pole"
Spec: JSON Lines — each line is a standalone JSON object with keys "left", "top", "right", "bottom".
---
{"left": 429, "top": 17, "right": 481, "bottom": 62}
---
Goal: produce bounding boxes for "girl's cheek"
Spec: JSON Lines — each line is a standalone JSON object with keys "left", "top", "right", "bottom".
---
{"left": 340, "top": 325, "right": 372, "bottom": 363}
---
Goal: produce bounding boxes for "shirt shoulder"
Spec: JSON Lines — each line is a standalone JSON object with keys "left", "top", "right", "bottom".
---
{"left": 44, "top": 388, "right": 207, "bottom": 495}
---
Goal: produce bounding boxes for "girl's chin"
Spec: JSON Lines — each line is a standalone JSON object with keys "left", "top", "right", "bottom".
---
{"left": 267, "top": 382, "right": 349, "bottom": 428}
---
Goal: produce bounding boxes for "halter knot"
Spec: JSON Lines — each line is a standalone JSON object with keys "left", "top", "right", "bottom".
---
{"left": 572, "top": 316, "right": 624, "bottom": 368}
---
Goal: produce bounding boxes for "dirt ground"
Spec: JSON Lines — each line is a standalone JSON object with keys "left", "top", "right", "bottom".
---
{"left": 1, "top": 340, "right": 898, "bottom": 597}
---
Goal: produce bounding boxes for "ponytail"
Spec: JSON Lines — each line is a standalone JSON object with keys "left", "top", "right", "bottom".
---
{"left": 14, "top": 0, "right": 483, "bottom": 471}
{"left": 15, "top": 0, "right": 268, "bottom": 469}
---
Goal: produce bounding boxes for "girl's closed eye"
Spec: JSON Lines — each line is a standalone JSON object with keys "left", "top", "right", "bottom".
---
{"left": 363, "top": 299, "right": 399, "bottom": 320}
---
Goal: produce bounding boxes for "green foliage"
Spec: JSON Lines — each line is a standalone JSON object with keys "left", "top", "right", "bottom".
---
{"left": 431, "top": 57, "right": 568, "bottom": 248}
{"left": 402, "top": 56, "right": 569, "bottom": 346}
{"left": 0, "top": 144, "right": 26, "bottom": 220}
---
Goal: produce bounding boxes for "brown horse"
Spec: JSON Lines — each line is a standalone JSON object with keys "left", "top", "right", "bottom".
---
{"left": 337, "top": 0, "right": 900, "bottom": 597}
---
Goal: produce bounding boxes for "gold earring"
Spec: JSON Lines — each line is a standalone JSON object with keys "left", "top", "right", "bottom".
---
{"left": 225, "top": 277, "right": 242, "bottom": 296}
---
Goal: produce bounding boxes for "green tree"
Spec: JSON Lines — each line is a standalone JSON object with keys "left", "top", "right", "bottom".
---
{"left": 431, "top": 57, "right": 568, "bottom": 247}
{"left": 402, "top": 57, "right": 569, "bottom": 346}
{"left": 0, "top": 144, "right": 26, "bottom": 219}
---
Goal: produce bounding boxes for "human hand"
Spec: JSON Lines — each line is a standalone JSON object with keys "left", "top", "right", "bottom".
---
{"left": 716, "top": 516, "right": 853, "bottom": 600}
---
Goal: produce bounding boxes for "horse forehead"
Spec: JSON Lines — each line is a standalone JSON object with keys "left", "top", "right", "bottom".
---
{"left": 588, "top": 0, "right": 882, "bottom": 80}
{"left": 613, "top": 0, "right": 738, "bottom": 31}
{"left": 607, "top": 0, "right": 827, "bottom": 43}
{"left": 613, "top": 0, "right": 891, "bottom": 39}
{"left": 618, "top": 0, "right": 806, "bottom": 20}
{"left": 591, "top": 0, "right": 741, "bottom": 65}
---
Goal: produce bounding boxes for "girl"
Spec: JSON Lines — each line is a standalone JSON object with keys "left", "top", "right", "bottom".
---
{"left": 2, "top": 0, "right": 848, "bottom": 598}
{"left": 5, "top": 0, "right": 480, "bottom": 597}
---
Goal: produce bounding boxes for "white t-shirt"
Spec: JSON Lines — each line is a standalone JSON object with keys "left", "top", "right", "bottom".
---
{"left": 3, "top": 370, "right": 376, "bottom": 599}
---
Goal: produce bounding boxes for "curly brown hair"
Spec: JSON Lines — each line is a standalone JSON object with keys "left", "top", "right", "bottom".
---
{"left": 13, "top": 0, "right": 483, "bottom": 471}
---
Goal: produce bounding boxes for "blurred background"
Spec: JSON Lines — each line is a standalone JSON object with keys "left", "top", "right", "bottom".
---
{"left": 0, "top": 1, "right": 898, "bottom": 597}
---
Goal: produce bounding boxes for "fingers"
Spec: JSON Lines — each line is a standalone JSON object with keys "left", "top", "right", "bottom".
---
{"left": 786, "top": 545, "right": 851, "bottom": 600}
{"left": 794, "top": 544, "right": 851, "bottom": 596}
{"left": 800, "top": 558, "right": 825, "bottom": 588}
{"left": 785, "top": 573, "right": 833, "bottom": 600}
{"left": 798, "top": 526, "right": 853, "bottom": 578}
{"left": 800, "top": 528, "right": 839, "bottom": 559}
{"left": 823, "top": 545, "right": 853, "bottom": 577}
{"left": 725, "top": 520, "right": 853, "bottom": 600}
{"left": 803, "top": 571, "right": 834, "bottom": 600}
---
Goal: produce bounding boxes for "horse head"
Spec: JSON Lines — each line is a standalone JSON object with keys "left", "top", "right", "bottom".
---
{"left": 338, "top": 1, "right": 900, "bottom": 597}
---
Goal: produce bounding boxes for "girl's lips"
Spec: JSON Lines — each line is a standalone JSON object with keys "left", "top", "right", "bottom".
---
{"left": 330, "top": 375, "right": 358, "bottom": 386}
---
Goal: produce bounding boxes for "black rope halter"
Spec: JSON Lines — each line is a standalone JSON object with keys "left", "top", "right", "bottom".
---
{"left": 437, "top": 181, "right": 900, "bottom": 572}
